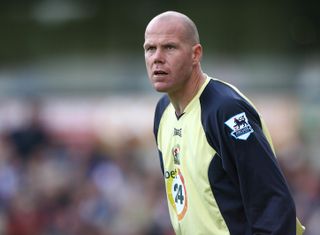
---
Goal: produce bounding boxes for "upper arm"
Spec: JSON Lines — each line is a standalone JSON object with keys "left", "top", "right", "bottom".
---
{"left": 206, "top": 97, "right": 297, "bottom": 234}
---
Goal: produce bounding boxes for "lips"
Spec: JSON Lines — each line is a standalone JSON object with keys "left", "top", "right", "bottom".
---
{"left": 153, "top": 70, "right": 168, "bottom": 76}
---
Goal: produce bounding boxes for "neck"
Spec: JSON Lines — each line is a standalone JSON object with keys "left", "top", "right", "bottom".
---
{"left": 169, "top": 70, "right": 206, "bottom": 116}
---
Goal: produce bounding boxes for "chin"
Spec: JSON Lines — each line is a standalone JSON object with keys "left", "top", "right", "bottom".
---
{"left": 154, "top": 87, "right": 168, "bottom": 93}
{"left": 153, "top": 83, "right": 170, "bottom": 93}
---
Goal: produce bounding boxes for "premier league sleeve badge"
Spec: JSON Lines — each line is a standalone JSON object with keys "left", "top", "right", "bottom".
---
{"left": 224, "top": 112, "right": 254, "bottom": 140}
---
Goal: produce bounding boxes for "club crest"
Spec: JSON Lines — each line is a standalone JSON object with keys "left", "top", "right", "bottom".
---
{"left": 172, "top": 145, "right": 181, "bottom": 165}
{"left": 225, "top": 112, "right": 254, "bottom": 140}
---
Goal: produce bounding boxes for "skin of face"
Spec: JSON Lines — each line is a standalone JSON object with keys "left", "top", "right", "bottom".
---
{"left": 144, "top": 17, "right": 199, "bottom": 95}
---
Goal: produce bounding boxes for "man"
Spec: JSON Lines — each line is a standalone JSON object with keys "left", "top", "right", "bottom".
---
{"left": 143, "top": 11, "right": 305, "bottom": 235}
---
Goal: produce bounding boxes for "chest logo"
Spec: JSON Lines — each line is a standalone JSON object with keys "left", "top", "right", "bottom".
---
{"left": 225, "top": 112, "right": 254, "bottom": 140}
{"left": 172, "top": 145, "right": 181, "bottom": 165}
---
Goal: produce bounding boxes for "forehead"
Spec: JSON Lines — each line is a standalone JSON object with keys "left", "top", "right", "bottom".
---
{"left": 144, "top": 20, "right": 186, "bottom": 44}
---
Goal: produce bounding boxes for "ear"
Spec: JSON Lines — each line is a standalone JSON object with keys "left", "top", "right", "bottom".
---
{"left": 192, "top": 44, "right": 202, "bottom": 64}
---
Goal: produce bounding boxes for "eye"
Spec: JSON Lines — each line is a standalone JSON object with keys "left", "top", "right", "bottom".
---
{"left": 165, "top": 45, "right": 175, "bottom": 50}
{"left": 145, "top": 46, "right": 156, "bottom": 52}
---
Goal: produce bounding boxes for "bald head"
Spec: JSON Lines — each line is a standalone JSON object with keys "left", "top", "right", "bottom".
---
{"left": 143, "top": 11, "right": 204, "bottom": 98}
{"left": 145, "top": 11, "right": 200, "bottom": 45}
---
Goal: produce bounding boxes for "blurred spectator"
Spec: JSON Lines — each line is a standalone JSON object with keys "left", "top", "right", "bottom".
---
{"left": 5, "top": 101, "right": 49, "bottom": 163}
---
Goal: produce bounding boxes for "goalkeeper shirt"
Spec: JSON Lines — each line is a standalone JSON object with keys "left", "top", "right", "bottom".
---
{"left": 153, "top": 76, "right": 305, "bottom": 235}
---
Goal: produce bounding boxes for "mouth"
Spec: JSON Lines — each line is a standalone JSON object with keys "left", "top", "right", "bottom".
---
{"left": 153, "top": 70, "right": 168, "bottom": 77}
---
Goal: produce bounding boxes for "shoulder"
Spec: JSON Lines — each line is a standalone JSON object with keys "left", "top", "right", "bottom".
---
{"left": 200, "top": 78, "right": 259, "bottom": 120}
{"left": 199, "top": 78, "right": 261, "bottom": 150}
{"left": 153, "top": 94, "right": 170, "bottom": 139}
{"left": 200, "top": 79, "right": 261, "bottom": 137}
{"left": 155, "top": 94, "right": 170, "bottom": 118}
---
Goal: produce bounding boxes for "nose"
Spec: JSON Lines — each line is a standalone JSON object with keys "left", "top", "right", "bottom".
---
{"left": 153, "top": 48, "right": 164, "bottom": 64}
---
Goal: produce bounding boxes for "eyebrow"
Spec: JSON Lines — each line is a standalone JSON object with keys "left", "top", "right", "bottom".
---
{"left": 143, "top": 42, "right": 151, "bottom": 49}
{"left": 144, "top": 40, "right": 178, "bottom": 47}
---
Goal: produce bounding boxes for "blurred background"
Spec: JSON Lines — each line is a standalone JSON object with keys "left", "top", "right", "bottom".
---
{"left": 0, "top": 1, "right": 319, "bottom": 234}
